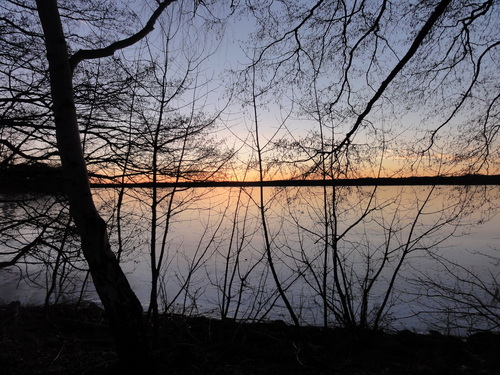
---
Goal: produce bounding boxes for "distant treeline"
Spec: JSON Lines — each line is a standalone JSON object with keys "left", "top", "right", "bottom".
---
{"left": 0, "top": 163, "right": 63, "bottom": 193}
{"left": 92, "top": 174, "right": 500, "bottom": 188}
{"left": 2, "top": 163, "right": 499, "bottom": 193}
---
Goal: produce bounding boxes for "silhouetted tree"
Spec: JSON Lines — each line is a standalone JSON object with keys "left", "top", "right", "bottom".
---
{"left": 34, "top": 0, "right": 175, "bottom": 368}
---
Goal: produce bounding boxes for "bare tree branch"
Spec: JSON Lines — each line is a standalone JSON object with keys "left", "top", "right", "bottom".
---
{"left": 69, "top": 0, "right": 177, "bottom": 72}
{"left": 330, "top": 0, "right": 453, "bottom": 156}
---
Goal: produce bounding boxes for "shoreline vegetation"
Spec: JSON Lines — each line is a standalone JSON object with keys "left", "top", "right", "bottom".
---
{"left": 91, "top": 174, "right": 500, "bottom": 188}
{"left": 1, "top": 164, "right": 499, "bottom": 192}
{"left": 1, "top": 302, "right": 499, "bottom": 375}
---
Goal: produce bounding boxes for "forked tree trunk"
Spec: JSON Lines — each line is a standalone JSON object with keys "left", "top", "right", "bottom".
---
{"left": 35, "top": 0, "right": 149, "bottom": 369}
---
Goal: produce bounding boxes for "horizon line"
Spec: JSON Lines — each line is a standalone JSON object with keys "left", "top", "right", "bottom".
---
{"left": 90, "top": 174, "right": 500, "bottom": 188}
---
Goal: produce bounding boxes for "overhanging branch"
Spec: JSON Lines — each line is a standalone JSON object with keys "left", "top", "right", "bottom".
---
{"left": 69, "top": 0, "right": 176, "bottom": 72}
{"left": 330, "top": 0, "right": 453, "bottom": 155}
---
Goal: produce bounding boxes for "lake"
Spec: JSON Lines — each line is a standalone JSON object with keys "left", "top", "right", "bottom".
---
{"left": 1, "top": 184, "right": 499, "bottom": 335}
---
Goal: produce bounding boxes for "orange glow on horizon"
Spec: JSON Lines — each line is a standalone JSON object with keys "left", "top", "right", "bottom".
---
{"left": 88, "top": 154, "right": 499, "bottom": 185}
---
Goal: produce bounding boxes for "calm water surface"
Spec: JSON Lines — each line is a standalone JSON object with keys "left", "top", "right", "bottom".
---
{"left": 1, "top": 185, "right": 498, "bottom": 334}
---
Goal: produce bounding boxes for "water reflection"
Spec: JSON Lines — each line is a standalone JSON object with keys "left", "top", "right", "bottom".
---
{"left": 1, "top": 185, "right": 498, "bottom": 334}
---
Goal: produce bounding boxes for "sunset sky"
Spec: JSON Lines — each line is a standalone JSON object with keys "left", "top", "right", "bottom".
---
{"left": 68, "top": 1, "right": 499, "bottom": 182}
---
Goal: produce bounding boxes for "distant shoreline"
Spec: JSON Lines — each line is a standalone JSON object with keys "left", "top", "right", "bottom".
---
{"left": 91, "top": 174, "right": 500, "bottom": 188}
{"left": 2, "top": 171, "right": 499, "bottom": 193}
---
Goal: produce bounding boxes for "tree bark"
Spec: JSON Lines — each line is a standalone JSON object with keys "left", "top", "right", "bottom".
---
{"left": 35, "top": 0, "right": 149, "bottom": 369}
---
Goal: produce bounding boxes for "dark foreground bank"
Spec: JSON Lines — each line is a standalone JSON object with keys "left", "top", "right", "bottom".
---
{"left": 1, "top": 303, "right": 499, "bottom": 375}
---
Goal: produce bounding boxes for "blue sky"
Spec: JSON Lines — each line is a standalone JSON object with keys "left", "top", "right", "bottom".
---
{"left": 76, "top": 0, "right": 500, "bottom": 179}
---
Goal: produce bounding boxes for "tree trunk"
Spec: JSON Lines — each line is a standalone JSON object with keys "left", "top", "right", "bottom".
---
{"left": 35, "top": 0, "right": 149, "bottom": 369}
